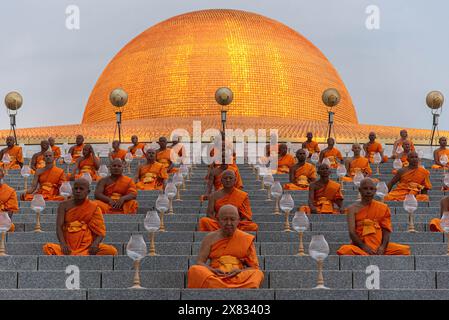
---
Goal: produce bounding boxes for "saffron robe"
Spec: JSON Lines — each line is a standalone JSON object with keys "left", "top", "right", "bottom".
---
{"left": 322, "top": 148, "right": 343, "bottom": 168}
{"left": 284, "top": 162, "right": 317, "bottom": 190}
{"left": 384, "top": 167, "right": 432, "bottom": 202}
{"left": 94, "top": 175, "right": 138, "bottom": 214}
{"left": 0, "top": 183, "right": 19, "bottom": 232}
{"left": 276, "top": 154, "right": 296, "bottom": 174}
{"left": 301, "top": 180, "right": 343, "bottom": 214}
{"left": 136, "top": 162, "right": 168, "bottom": 190}
{"left": 0, "top": 146, "right": 24, "bottom": 170}
{"left": 23, "top": 166, "right": 66, "bottom": 201}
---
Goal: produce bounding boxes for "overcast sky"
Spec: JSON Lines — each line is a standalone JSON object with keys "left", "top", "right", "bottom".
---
{"left": 1, "top": 0, "right": 448, "bottom": 131}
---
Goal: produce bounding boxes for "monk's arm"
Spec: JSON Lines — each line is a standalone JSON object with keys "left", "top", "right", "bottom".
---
{"left": 288, "top": 166, "right": 296, "bottom": 183}
{"left": 206, "top": 194, "right": 216, "bottom": 218}
{"left": 377, "top": 228, "right": 391, "bottom": 255}
{"left": 68, "top": 146, "right": 75, "bottom": 155}
{"left": 30, "top": 155, "right": 37, "bottom": 171}
{"left": 344, "top": 159, "right": 351, "bottom": 176}
{"left": 108, "top": 152, "right": 114, "bottom": 163}
{"left": 196, "top": 235, "right": 225, "bottom": 275}
{"left": 206, "top": 171, "right": 214, "bottom": 195}
{"left": 134, "top": 166, "right": 141, "bottom": 183}
{"left": 335, "top": 198, "right": 344, "bottom": 213}
{"left": 318, "top": 151, "right": 324, "bottom": 164}
{"left": 56, "top": 204, "right": 70, "bottom": 255}
{"left": 94, "top": 180, "right": 112, "bottom": 204}
{"left": 347, "top": 207, "right": 375, "bottom": 255}
{"left": 441, "top": 198, "right": 449, "bottom": 218}
{"left": 387, "top": 172, "right": 402, "bottom": 191}
{"left": 26, "top": 173, "right": 40, "bottom": 194}
{"left": 362, "top": 143, "right": 368, "bottom": 154}
{"left": 434, "top": 150, "right": 442, "bottom": 166}
{"left": 308, "top": 184, "right": 317, "bottom": 213}
{"left": 93, "top": 155, "right": 100, "bottom": 170}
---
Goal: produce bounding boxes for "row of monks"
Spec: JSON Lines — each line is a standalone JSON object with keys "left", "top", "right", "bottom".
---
{"left": 1, "top": 130, "right": 449, "bottom": 289}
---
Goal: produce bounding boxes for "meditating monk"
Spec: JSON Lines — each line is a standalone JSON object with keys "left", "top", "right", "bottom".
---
{"left": 188, "top": 204, "right": 264, "bottom": 288}
{"left": 135, "top": 149, "right": 168, "bottom": 190}
{"left": 199, "top": 170, "right": 258, "bottom": 231}
{"left": 302, "top": 132, "right": 320, "bottom": 157}
{"left": 284, "top": 149, "right": 316, "bottom": 190}
{"left": 68, "top": 135, "right": 85, "bottom": 163}
{"left": 432, "top": 137, "right": 449, "bottom": 169}
{"left": 22, "top": 151, "right": 66, "bottom": 201}
{"left": 337, "top": 178, "right": 411, "bottom": 255}
{"left": 43, "top": 179, "right": 118, "bottom": 256}
{"left": 319, "top": 138, "right": 343, "bottom": 168}
{"left": 384, "top": 151, "right": 432, "bottom": 201}
{"left": 94, "top": 159, "right": 138, "bottom": 214}
{"left": 0, "top": 168, "right": 19, "bottom": 232}
{"left": 429, "top": 196, "right": 449, "bottom": 232}
{"left": 392, "top": 129, "right": 415, "bottom": 158}
{"left": 109, "top": 140, "right": 127, "bottom": 162}
{"left": 300, "top": 163, "right": 344, "bottom": 214}
{"left": 363, "top": 132, "right": 388, "bottom": 163}
{"left": 0, "top": 136, "right": 24, "bottom": 170}
{"left": 48, "top": 137, "right": 61, "bottom": 161}
{"left": 30, "top": 140, "right": 51, "bottom": 171}
{"left": 342, "top": 144, "right": 373, "bottom": 182}
{"left": 276, "top": 143, "right": 296, "bottom": 174}
{"left": 207, "top": 162, "right": 243, "bottom": 195}
{"left": 71, "top": 144, "right": 100, "bottom": 181}
{"left": 156, "top": 136, "right": 178, "bottom": 174}
{"left": 128, "top": 135, "right": 146, "bottom": 158}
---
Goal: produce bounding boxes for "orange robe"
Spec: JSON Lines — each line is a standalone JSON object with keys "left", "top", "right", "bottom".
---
{"left": 51, "top": 145, "right": 61, "bottom": 159}
{"left": 34, "top": 154, "right": 46, "bottom": 170}
{"left": 277, "top": 154, "right": 296, "bottom": 174}
{"left": 384, "top": 167, "right": 432, "bottom": 202}
{"left": 284, "top": 162, "right": 317, "bottom": 190}
{"left": 157, "top": 148, "right": 178, "bottom": 173}
{"left": 304, "top": 141, "right": 320, "bottom": 156}
{"left": 23, "top": 167, "right": 66, "bottom": 201}
{"left": 213, "top": 164, "right": 243, "bottom": 191}
{"left": 337, "top": 200, "right": 411, "bottom": 255}
{"left": 301, "top": 180, "right": 343, "bottom": 214}
{"left": 187, "top": 230, "right": 264, "bottom": 288}
{"left": 391, "top": 152, "right": 410, "bottom": 174}
{"left": 129, "top": 143, "right": 146, "bottom": 158}
{"left": 42, "top": 199, "right": 117, "bottom": 256}
{"left": 432, "top": 149, "right": 449, "bottom": 169}
{"left": 199, "top": 188, "right": 258, "bottom": 231}
{"left": 110, "top": 149, "right": 127, "bottom": 161}
{"left": 0, "top": 183, "right": 19, "bottom": 232}
{"left": 74, "top": 156, "right": 100, "bottom": 181}
{"left": 94, "top": 175, "right": 138, "bottom": 214}
{"left": 71, "top": 144, "right": 85, "bottom": 163}
{"left": 0, "top": 146, "right": 24, "bottom": 170}
{"left": 322, "top": 148, "right": 343, "bottom": 168}
{"left": 395, "top": 140, "right": 415, "bottom": 153}
{"left": 136, "top": 162, "right": 168, "bottom": 190}
{"left": 365, "top": 142, "right": 388, "bottom": 163}
{"left": 342, "top": 157, "right": 373, "bottom": 182}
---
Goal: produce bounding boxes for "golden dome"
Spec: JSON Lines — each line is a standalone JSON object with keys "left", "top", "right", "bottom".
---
{"left": 83, "top": 9, "right": 357, "bottom": 125}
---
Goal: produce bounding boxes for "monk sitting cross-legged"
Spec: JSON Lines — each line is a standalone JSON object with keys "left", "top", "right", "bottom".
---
{"left": 0, "top": 136, "right": 24, "bottom": 170}
{"left": 302, "top": 132, "right": 320, "bottom": 158}
{"left": 363, "top": 132, "right": 388, "bottom": 163}
{"left": 128, "top": 135, "right": 146, "bottom": 158}
{"left": 199, "top": 170, "right": 258, "bottom": 232}
{"left": 109, "top": 140, "right": 127, "bottom": 163}
{"left": 284, "top": 149, "right": 316, "bottom": 190}
{"left": 392, "top": 129, "right": 415, "bottom": 159}
{"left": 300, "top": 164, "right": 344, "bottom": 214}
{"left": 68, "top": 135, "right": 85, "bottom": 163}
{"left": 319, "top": 138, "right": 343, "bottom": 169}
{"left": 71, "top": 144, "right": 101, "bottom": 182}
{"left": 432, "top": 137, "right": 449, "bottom": 170}
{"left": 337, "top": 178, "right": 411, "bottom": 256}
{"left": 135, "top": 149, "right": 168, "bottom": 190}
{"left": 22, "top": 151, "right": 66, "bottom": 201}
{"left": 188, "top": 204, "right": 264, "bottom": 288}
{"left": 429, "top": 196, "right": 449, "bottom": 232}
{"left": 156, "top": 136, "right": 178, "bottom": 174}
{"left": 30, "top": 140, "right": 51, "bottom": 172}
{"left": 206, "top": 162, "right": 243, "bottom": 195}
{"left": 94, "top": 159, "right": 138, "bottom": 214}
{"left": 342, "top": 143, "right": 374, "bottom": 182}
{"left": 392, "top": 140, "right": 412, "bottom": 174}
{"left": 276, "top": 143, "right": 296, "bottom": 174}
{"left": 0, "top": 168, "right": 19, "bottom": 232}
{"left": 43, "top": 179, "right": 118, "bottom": 256}
{"left": 384, "top": 152, "right": 432, "bottom": 202}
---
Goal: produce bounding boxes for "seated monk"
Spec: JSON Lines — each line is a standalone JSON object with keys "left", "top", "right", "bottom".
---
{"left": 156, "top": 136, "right": 178, "bottom": 174}
{"left": 303, "top": 132, "right": 320, "bottom": 158}
{"left": 22, "top": 151, "right": 66, "bottom": 201}
{"left": 135, "top": 149, "right": 168, "bottom": 190}
{"left": 337, "top": 178, "right": 411, "bottom": 256}
{"left": 429, "top": 196, "right": 449, "bottom": 232}
{"left": 0, "top": 136, "right": 24, "bottom": 170}
{"left": 276, "top": 143, "right": 296, "bottom": 174}
{"left": 94, "top": 159, "right": 138, "bottom": 214}
{"left": 0, "top": 168, "right": 19, "bottom": 232}
{"left": 30, "top": 140, "right": 51, "bottom": 172}
{"left": 342, "top": 144, "right": 373, "bottom": 182}
{"left": 48, "top": 137, "right": 61, "bottom": 161}
{"left": 68, "top": 135, "right": 85, "bottom": 163}
{"left": 300, "top": 164, "right": 344, "bottom": 214}
{"left": 207, "top": 162, "right": 243, "bottom": 195}
{"left": 392, "top": 129, "right": 415, "bottom": 158}
{"left": 128, "top": 135, "right": 146, "bottom": 158}
{"left": 432, "top": 137, "right": 449, "bottom": 170}
{"left": 43, "top": 179, "right": 117, "bottom": 256}
{"left": 109, "top": 140, "right": 127, "bottom": 162}
{"left": 363, "top": 132, "right": 388, "bottom": 163}
{"left": 284, "top": 149, "right": 316, "bottom": 190}
{"left": 384, "top": 152, "right": 432, "bottom": 202}
{"left": 71, "top": 144, "right": 101, "bottom": 182}
{"left": 199, "top": 170, "right": 258, "bottom": 231}
{"left": 188, "top": 204, "right": 264, "bottom": 288}
{"left": 319, "top": 137, "right": 343, "bottom": 169}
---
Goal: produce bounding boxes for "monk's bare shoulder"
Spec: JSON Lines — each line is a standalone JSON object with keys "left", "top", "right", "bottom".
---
{"left": 346, "top": 202, "right": 363, "bottom": 214}
{"left": 202, "top": 230, "right": 222, "bottom": 246}
{"left": 58, "top": 199, "right": 75, "bottom": 212}
{"left": 441, "top": 196, "right": 449, "bottom": 208}
{"left": 35, "top": 167, "right": 46, "bottom": 176}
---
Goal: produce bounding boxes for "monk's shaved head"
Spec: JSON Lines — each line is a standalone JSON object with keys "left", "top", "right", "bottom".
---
{"left": 439, "top": 137, "right": 447, "bottom": 147}
{"left": 73, "top": 179, "right": 90, "bottom": 200}
{"left": 76, "top": 135, "right": 84, "bottom": 145}
{"left": 221, "top": 169, "right": 236, "bottom": 189}
{"left": 217, "top": 204, "right": 240, "bottom": 236}
{"left": 145, "top": 148, "right": 156, "bottom": 161}
{"left": 279, "top": 143, "right": 288, "bottom": 155}
{"left": 110, "top": 158, "right": 124, "bottom": 176}
{"left": 359, "top": 178, "right": 377, "bottom": 200}
{"left": 296, "top": 148, "right": 307, "bottom": 162}
{"left": 317, "top": 163, "right": 331, "bottom": 178}
{"left": 407, "top": 151, "right": 419, "bottom": 167}
{"left": 360, "top": 178, "right": 376, "bottom": 189}
{"left": 5, "top": 136, "right": 15, "bottom": 147}
{"left": 327, "top": 138, "right": 335, "bottom": 147}
{"left": 40, "top": 140, "right": 50, "bottom": 151}
{"left": 400, "top": 130, "right": 408, "bottom": 138}
{"left": 352, "top": 143, "right": 362, "bottom": 155}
